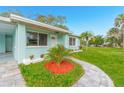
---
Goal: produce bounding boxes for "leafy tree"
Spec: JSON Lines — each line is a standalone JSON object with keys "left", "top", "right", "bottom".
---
{"left": 37, "top": 15, "right": 47, "bottom": 23}
{"left": 36, "top": 14, "right": 68, "bottom": 30}
{"left": 90, "top": 35, "right": 104, "bottom": 47}
{"left": 0, "top": 8, "right": 23, "bottom": 17}
{"left": 54, "top": 24, "right": 69, "bottom": 30}
{"left": 46, "top": 15, "right": 57, "bottom": 25}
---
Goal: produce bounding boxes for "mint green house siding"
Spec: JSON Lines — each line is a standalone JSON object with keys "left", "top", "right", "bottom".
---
{"left": 64, "top": 34, "right": 69, "bottom": 48}
{"left": 25, "top": 28, "right": 51, "bottom": 61}
{"left": 0, "top": 34, "right": 5, "bottom": 53}
{"left": 57, "top": 34, "right": 66, "bottom": 45}
{"left": 0, "top": 23, "right": 80, "bottom": 64}
{"left": 14, "top": 24, "right": 26, "bottom": 63}
{"left": 77, "top": 37, "right": 80, "bottom": 47}
{"left": 66, "top": 35, "right": 80, "bottom": 50}
{"left": 0, "top": 14, "right": 80, "bottom": 64}
{"left": 24, "top": 28, "right": 68, "bottom": 62}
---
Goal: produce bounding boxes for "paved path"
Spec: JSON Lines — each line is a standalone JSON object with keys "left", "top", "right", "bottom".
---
{"left": 0, "top": 54, "right": 25, "bottom": 87}
{"left": 70, "top": 57, "right": 114, "bottom": 87}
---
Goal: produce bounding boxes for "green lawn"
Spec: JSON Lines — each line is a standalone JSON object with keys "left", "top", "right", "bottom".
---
{"left": 73, "top": 47, "right": 124, "bottom": 87}
{"left": 19, "top": 59, "right": 84, "bottom": 87}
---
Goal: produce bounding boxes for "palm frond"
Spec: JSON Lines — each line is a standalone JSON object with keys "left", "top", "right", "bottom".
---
{"left": 44, "top": 44, "right": 72, "bottom": 64}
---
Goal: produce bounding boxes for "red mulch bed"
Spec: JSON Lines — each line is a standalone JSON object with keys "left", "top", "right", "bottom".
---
{"left": 44, "top": 60, "right": 74, "bottom": 74}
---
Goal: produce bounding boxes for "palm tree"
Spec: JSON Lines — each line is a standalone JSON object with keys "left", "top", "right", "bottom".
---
{"left": 44, "top": 44, "right": 72, "bottom": 65}
{"left": 107, "top": 28, "right": 119, "bottom": 38}
{"left": 107, "top": 27, "right": 120, "bottom": 47}
{"left": 80, "top": 31, "right": 93, "bottom": 50}
{"left": 90, "top": 35, "right": 104, "bottom": 47}
{"left": 114, "top": 14, "right": 124, "bottom": 48}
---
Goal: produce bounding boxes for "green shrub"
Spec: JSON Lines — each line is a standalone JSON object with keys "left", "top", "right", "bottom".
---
{"left": 45, "top": 44, "right": 72, "bottom": 64}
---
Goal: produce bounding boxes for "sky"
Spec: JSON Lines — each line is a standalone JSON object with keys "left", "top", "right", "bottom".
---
{"left": 0, "top": 6, "right": 124, "bottom": 36}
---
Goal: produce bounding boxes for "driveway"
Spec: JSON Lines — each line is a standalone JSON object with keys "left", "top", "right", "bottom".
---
{"left": 0, "top": 54, "right": 25, "bottom": 87}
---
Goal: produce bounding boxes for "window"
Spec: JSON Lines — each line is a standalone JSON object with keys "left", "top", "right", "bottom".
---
{"left": 69, "top": 37, "right": 73, "bottom": 45}
{"left": 27, "top": 32, "right": 47, "bottom": 46}
{"left": 39, "top": 33, "right": 47, "bottom": 46}
{"left": 27, "top": 32, "right": 38, "bottom": 46}
{"left": 69, "top": 37, "right": 76, "bottom": 46}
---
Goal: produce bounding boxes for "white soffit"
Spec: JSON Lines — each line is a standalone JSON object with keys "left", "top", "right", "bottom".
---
{"left": 0, "top": 16, "right": 11, "bottom": 23}
{"left": 10, "top": 14, "right": 69, "bottom": 33}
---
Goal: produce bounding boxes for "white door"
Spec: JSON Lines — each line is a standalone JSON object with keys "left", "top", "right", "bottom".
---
{"left": 51, "top": 35, "right": 57, "bottom": 47}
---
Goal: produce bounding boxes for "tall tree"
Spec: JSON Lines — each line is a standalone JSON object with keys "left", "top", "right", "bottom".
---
{"left": 107, "top": 27, "right": 120, "bottom": 47}
{"left": 107, "top": 27, "right": 119, "bottom": 38}
{"left": 36, "top": 15, "right": 47, "bottom": 23}
{"left": 80, "top": 31, "right": 93, "bottom": 49}
{"left": 36, "top": 14, "right": 68, "bottom": 30}
{"left": 114, "top": 14, "right": 124, "bottom": 48}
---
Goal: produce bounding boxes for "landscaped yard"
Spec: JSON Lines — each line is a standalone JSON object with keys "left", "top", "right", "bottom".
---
{"left": 19, "top": 59, "right": 84, "bottom": 87}
{"left": 73, "top": 47, "right": 124, "bottom": 87}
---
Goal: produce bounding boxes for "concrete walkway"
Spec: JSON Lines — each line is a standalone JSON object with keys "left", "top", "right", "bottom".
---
{"left": 70, "top": 57, "right": 114, "bottom": 87}
{"left": 0, "top": 54, "right": 25, "bottom": 87}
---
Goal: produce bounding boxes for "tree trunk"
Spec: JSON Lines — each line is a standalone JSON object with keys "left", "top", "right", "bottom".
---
{"left": 114, "top": 43, "right": 116, "bottom": 48}
{"left": 86, "top": 40, "right": 89, "bottom": 51}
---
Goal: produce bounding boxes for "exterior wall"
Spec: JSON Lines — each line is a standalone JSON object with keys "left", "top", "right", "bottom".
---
{"left": 57, "top": 33, "right": 66, "bottom": 45}
{"left": 0, "top": 21, "right": 80, "bottom": 65}
{"left": 76, "top": 37, "right": 80, "bottom": 47}
{"left": 25, "top": 29, "right": 50, "bottom": 63}
{"left": 0, "top": 34, "right": 5, "bottom": 53}
{"left": 59, "top": 34, "right": 80, "bottom": 50}
{"left": 64, "top": 34, "right": 69, "bottom": 48}
{"left": 13, "top": 24, "right": 80, "bottom": 64}
{"left": 14, "top": 23, "right": 26, "bottom": 64}
{"left": 24, "top": 28, "right": 66, "bottom": 64}
{"left": 68, "top": 35, "right": 80, "bottom": 50}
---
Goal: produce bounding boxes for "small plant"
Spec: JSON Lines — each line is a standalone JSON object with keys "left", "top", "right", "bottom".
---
{"left": 40, "top": 54, "right": 44, "bottom": 58}
{"left": 79, "top": 46, "right": 83, "bottom": 50}
{"left": 30, "top": 55, "right": 34, "bottom": 60}
{"left": 44, "top": 44, "right": 72, "bottom": 64}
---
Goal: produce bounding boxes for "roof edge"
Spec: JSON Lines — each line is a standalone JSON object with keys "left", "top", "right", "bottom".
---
{"left": 10, "top": 14, "right": 69, "bottom": 33}
{"left": 69, "top": 33, "right": 80, "bottom": 37}
{"left": 0, "top": 16, "right": 11, "bottom": 23}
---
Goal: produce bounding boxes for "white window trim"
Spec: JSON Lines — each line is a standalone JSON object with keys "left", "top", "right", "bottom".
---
{"left": 69, "top": 36, "right": 76, "bottom": 47}
{"left": 27, "top": 46, "right": 49, "bottom": 48}
{"left": 26, "top": 31, "right": 48, "bottom": 47}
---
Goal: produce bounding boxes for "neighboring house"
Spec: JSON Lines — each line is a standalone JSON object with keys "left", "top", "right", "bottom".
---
{"left": 0, "top": 14, "right": 80, "bottom": 64}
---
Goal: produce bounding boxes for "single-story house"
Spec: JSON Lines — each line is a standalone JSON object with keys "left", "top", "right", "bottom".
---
{"left": 0, "top": 14, "right": 80, "bottom": 64}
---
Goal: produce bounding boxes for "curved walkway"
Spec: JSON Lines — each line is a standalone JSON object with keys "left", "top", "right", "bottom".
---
{"left": 70, "top": 57, "right": 114, "bottom": 87}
